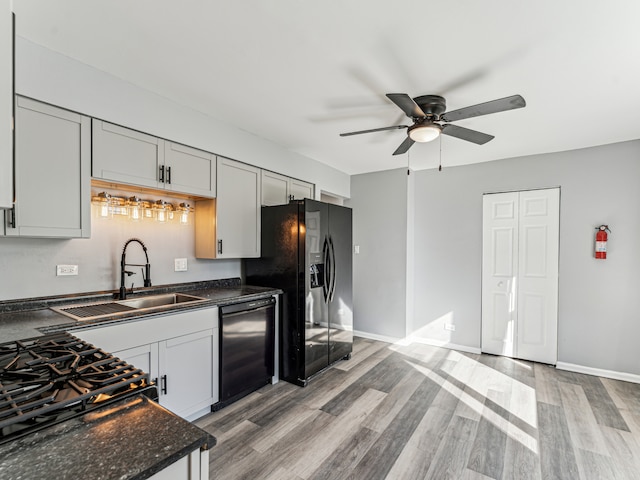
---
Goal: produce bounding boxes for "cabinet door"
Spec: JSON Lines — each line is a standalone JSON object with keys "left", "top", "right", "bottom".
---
{"left": 113, "top": 343, "right": 159, "bottom": 386}
{"left": 261, "top": 170, "right": 289, "bottom": 206}
{"left": 7, "top": 97, "right": 90, "bottom": 238}
{"left": 92, "top": 120, "right": 164, "bottom": 189}
{"left": 290, "top": 179, "right": 314, "bottom": 201}
{"left": 165, "top": 142, "right": 216, "bottom": 197}
{"left": 159, "top": 328, "right": 217, "bottom": 418}
{"left": 216, "top": 157, "right": 261, "bottom": 258}
{"left": 0, "top": 3, "right": 12, "bottom": 209}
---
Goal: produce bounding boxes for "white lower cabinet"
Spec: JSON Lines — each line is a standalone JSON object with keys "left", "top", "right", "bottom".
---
{"left": 149, "top": 449, "right": 209, "bottom": 480}
{"left": 75, "top": 307, "right": 219, "bottom": 420}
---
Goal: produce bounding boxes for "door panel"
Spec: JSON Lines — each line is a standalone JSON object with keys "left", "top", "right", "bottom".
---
{"left": 328, "top": 204, "right": 353, "bottom": 364}
{"left": 482, "top": 193, "right": 518, "bottom": 356}
{"left": 516, "top": 188, "right": 559, "bottom": 364}
{"left": 159, "top": 329, "right": 215, "bottom": 417}
{"left": 482, "top": 188, "right": 559, "bottom": 364}
{"left": 304, "top": 200, "right": 329, "bottom": 379}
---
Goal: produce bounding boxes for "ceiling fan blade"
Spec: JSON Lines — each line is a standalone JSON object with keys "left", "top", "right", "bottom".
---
{"left": 441, "top": 124, "right": 494, "bottom": 145}
{"left": 386, "top": 93, "right": 426, "bottom": 119}
{"left": 441, "top": 94, "right": 525, "bottom": 122}
{"left": 392, "top": 136, "right": 415, "bottom": 155}
{"left": 340, "top": 125, "right": 407, "bottom": 137}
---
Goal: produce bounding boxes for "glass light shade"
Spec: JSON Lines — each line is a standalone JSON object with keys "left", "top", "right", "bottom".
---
{"left": 408, "top": 124, "right": 441, "bottom": 142}
{"left": 91, "top": 192, "right": 112, "bottom": 218}
{"left": 153, "top": 200, "right": 172, "bottom": 223}
{"left": 177, "top": 203, "right": 192, "bottom": 225}
{"left": 110, "top": 197, "right": 128, "bottom": 217}
{"left": 127, "top": 196, "right": 142, "bottom": 221}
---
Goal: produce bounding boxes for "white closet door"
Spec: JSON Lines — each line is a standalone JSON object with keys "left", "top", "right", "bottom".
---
{"left": 516, "top": 189, "right": 559, "bottom": 364}
{"left": 482, "top": 192, "right": 519, "bottom": 357}
{"left": 482, "top": 188, "right": 559, "bottom": 364}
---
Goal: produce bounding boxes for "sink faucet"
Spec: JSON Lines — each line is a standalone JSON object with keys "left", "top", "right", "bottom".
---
{"left": 119, "top": 238, "right": 152, "bottom": 300}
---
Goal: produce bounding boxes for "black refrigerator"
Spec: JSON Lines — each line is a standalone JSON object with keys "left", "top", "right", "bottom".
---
{"left": 245, "top": 199, "right": 353, "bottom": 386}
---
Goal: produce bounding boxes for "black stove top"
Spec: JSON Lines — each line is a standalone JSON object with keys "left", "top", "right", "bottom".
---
{"left": 0, "top": 332, "right": 157, "bottom": 445}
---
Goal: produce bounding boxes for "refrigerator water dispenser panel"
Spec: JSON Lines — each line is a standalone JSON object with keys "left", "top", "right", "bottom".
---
{"left": 309, "top": 252, "right": 324, "bottom": 288}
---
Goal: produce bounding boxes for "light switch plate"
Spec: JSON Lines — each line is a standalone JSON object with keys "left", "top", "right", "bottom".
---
{"left": 174, "top": 258, "right": 188, "bottom": 272}
{"left": 56, "top": 265, "right": 78, "bottom": 276}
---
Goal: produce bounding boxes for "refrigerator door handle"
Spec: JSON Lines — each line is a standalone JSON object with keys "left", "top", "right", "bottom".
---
{"left": 322, "top": 235, "right": 330, "bottom": 302}
{"left": 328, "top": 235, "right": 337, "bottom": 302}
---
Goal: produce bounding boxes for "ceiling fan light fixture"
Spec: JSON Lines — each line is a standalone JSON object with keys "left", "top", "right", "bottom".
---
{"left": 408, "top": 123, "right": 441, "bottom": 143}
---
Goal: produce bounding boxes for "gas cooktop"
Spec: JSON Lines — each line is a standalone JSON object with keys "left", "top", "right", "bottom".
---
{"left": 0, "top": 332, "right": 157, "bottom": 445}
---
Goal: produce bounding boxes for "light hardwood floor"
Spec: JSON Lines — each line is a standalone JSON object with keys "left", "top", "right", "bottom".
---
{"left": 194, "top": 337, "right": 640, "bottom": 480}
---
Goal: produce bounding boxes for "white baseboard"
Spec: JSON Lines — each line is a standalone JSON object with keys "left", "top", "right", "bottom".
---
{"left": 556, "top": 362, "right": 640, "bottom": 384}
{"left": 353, "top": 330, "right": 481, "bottom": 355}
{"left": 407, "top": 336, "right": 482, "bottom": 355}
{"left": 353, "top": 330, "right": 402, "bottom": 344}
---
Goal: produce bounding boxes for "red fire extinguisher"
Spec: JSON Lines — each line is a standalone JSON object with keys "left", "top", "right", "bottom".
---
{"left": 595, "top": 225, "right": 610, "bottom": 259}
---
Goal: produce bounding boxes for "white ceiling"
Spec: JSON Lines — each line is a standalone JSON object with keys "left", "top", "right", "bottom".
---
{"left": 13, "top": 1, "right": 640, "bottom": 175}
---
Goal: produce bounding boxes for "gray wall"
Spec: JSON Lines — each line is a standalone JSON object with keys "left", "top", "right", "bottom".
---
{"left": 413, "top": 140, "right": 640, "bottom": 374}
{"left": 0, "top": 37, "right": 353, "bottom": 302}
{"left": 0, "top": 207, "right": 239, "bottom": 301}
{"left": 352, "top": 140, "right": 640, "bottom": 375}
{"left": 348, "top": 168, "right": 409, "bottom": 339}
{"left": 15, "top": 36, "right": 350, "bottom": 199}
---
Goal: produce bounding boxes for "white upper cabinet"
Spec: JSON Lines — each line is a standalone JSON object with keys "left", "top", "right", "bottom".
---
{"left": 6, "top": 97, "right": 90, "bottom": 238}
{"left": 261, "top": 170, "right": 314, "bottom": 206}
{"left": 164, "top": 141, "right": 216, "bottom": 197}
{"left": 289, "top": 178, "right": 314, "bottom": 201}
{"left": 215, "top": 157, "right": 261, "bottom": 258}
{"left": 92, "top": 120, "right": 164, "bottom": 189}
{"left": 92, "top": 120, "right": 216, "bottom": 198}
{"left": 261, "top": 170, "right": 289, "bottom": 206}
{"left": 0, "top": 3, "right": 13, "bottom": 209}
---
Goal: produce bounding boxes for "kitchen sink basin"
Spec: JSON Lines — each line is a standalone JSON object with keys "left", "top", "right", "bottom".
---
{"left": 51, "top": 293, "right": 208, "bottom": 321}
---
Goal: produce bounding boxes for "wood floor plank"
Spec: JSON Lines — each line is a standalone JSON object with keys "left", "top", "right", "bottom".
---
{"left": 347, "top": 376, "right": 442, "bottom": 479}
{"left": 502, "top": 435, "right": 542, "bottom": 480}
{"left": 600, "top": 425, "right": 640, "bottom": 480}
{"left": 575, "top": 448, "right": 618, "bottom": 480}
{"left": 360, "top": 369, "right": 425, "bottom": 433}
{"left": 558, "top": 381, "right": 609, "bottom": 454}
{"left": 577, "top": 376, "right": 630, "bottom": 431}
{"left": 288, "top": 388, "right": 387, "bottom": 478}
{"left": 384, "top": 379, "right": 462, "bottom": 479}
{"left": 195, "top": 337, "right": 640, "bottom": 480}
{"left": 537, "top": 401, "right": 580, "bottom": 480}
{"left": 533, "top": 363, "right": 563, "bottom": 406}
{"left": 424, "top": 415, "right": 480, "bottom": 480}
{"left": 307, "top": 426, "right": 380, "bottom": 480}
{"left": 466, "top": 390, "right": 509, "bottom": 479}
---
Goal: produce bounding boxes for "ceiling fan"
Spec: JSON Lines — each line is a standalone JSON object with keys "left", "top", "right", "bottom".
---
{"left": 340, "top": 93, "right": 526, "bottom": 155}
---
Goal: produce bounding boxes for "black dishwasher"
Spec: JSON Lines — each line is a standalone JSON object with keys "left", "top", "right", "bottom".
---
{"left": 218, "top": 297, "right": 276, "bottom": 409}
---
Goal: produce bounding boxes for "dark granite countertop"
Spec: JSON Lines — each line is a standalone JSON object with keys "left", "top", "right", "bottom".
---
{"left": 0, "top": 394, "right": 215, "bottom": 480}
{"left": 0, "top": 277, "right": 280, "bottom": 478}
{"left": 0, "top": 278, "right": 281, "bottom": 343}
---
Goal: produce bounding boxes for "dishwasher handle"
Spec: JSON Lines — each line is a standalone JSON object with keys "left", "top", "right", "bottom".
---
{"left": 220, "top": 297, "right": 276, "bottom": 315}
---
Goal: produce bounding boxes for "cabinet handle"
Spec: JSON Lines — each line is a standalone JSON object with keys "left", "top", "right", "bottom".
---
{"left": 159, "top": 165, "right": 165, "bottom": 183}
{"left": 218, "top": 239, "right": 223, "bottom": 254}
{"left": 152, "top": 377, "right": 158, "bottom": 388}
{"left": 166, "top": 166, "right": 171, "bottom": 184}
{"left": 160, "top": 374, "right": 168, "bottom": 395}
{"left": 7, "top": 206, "right": 15, "bottom": 229}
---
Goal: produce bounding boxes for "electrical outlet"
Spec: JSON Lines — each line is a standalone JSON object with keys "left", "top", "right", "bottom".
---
{"left": 174, "top": 258, "right": 188, "bottom": 272}
{"left": 354, "top": 245, "right": 360, "bottom": 254}
{"left": 444, "top": 323, "right": 456, "bottom": 332}
{"left": 56, "top": 265, "right": 78, "bottom": 276}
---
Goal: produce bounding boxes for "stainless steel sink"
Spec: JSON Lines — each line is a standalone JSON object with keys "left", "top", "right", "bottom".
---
{"left": 51, "top": 293, "right": 208, "bottom": 321}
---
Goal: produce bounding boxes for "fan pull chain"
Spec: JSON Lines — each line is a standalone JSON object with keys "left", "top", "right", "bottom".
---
{"left": 438, "top": 134, "right": 442, "bottom": 172}
{"left": 407, "top": 150, "right": 411, "bottom": 175}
